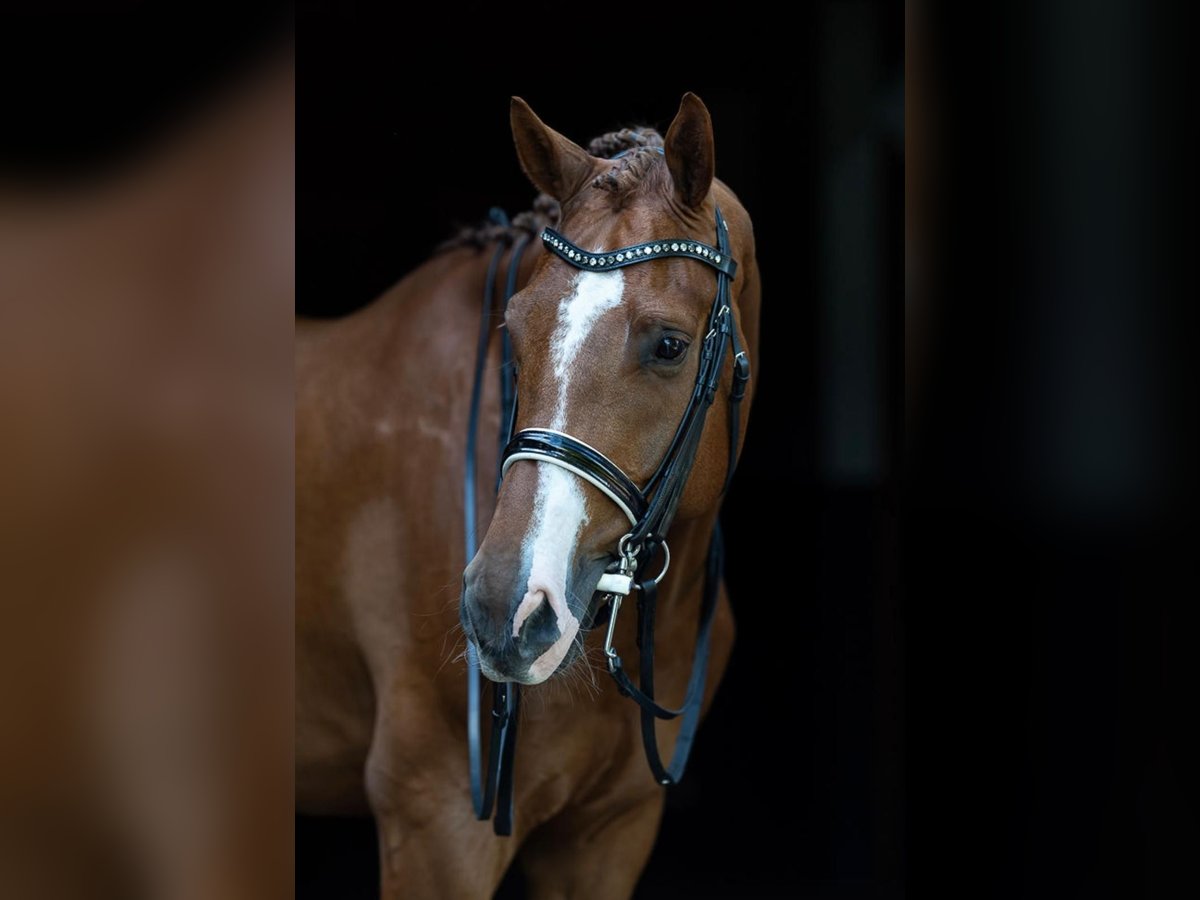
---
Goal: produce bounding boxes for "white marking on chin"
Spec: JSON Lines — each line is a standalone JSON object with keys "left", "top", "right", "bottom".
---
{"left": 513, "top": 268, "right": 624, "bottom": 680}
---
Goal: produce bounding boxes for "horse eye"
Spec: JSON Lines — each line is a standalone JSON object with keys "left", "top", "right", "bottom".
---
{"left": 654, "top": 336, "right": 688, "bottom": 361}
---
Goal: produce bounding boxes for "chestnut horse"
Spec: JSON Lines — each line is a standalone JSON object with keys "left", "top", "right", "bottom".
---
{"left": 296, "top": 94, "right": 760, "bottom": 898}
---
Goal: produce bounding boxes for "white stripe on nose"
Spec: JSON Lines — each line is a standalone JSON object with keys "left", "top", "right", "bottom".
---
{"left": 515, "top": 266, "right": 624, "bottom": 682}
{"left": 514, "top": 465, "right": 585, "bottom": 639}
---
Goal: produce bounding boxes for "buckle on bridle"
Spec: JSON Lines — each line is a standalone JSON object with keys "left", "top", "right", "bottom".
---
{"left": 604, "top": 594, "right": 624, "bottom": 672}
{"left": 601, "top": 535, "right": 672, "bottom": 673}
{"left": 602, "top": 536, "right": 641, "bottom": 671}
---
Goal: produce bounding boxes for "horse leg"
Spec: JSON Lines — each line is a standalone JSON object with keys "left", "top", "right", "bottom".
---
{"left": 366, "top": 719, "right": 516, "bottom": 898}
{"left": 517, "top": 792, "right": 665, "bottom": 900}
{"left": 370, "top": 806, "right": 509, "bottom": 899}
{"left": 364, "top": 681, "right": 525, "bottom": 900}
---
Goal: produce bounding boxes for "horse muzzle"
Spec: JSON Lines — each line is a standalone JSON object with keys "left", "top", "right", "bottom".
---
{"left": 460, "top": 554, "right": 609, "bottom": 684}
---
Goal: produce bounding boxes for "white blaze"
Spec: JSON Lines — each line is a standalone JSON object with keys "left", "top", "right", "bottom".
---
{"left": 512, "top": 268, "right": 625, "bottom": 682}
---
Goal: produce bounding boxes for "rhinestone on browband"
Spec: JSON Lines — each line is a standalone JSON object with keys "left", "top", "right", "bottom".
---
{"left": 541, "top": 226, "right": 735, "bottom": 277}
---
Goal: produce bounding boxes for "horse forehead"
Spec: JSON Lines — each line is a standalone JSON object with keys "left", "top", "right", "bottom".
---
{"left": 515, "top": 201, "right": 716, "bottom": 337}
{"left": 518, "top": 264, "right": 623, "bottom": 331}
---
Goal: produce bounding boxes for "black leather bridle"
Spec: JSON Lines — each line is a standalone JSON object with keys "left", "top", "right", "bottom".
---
{"left": 464, "top": 200, "right": 750, "bottom": 835}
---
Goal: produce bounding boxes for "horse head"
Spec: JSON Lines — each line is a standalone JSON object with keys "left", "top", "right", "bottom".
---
{"left": 461, "top": 94, "right": 756, "bottom": 685}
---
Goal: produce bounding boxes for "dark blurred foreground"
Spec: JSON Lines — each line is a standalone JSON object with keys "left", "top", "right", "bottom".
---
{"left": 0, "top": 12, "right": 294, "bottom": 899}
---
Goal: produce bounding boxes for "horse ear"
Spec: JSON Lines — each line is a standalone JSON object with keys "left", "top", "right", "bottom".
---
{"left": 664, "top": 92, "right": 715, "bottom": 209}
{"left": 510, "top": 97, "right": 595, "bottom": 201}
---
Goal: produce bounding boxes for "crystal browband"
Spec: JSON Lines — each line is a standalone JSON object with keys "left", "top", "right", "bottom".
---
{"left": 541, "top": 227, "right": 738, "bottom": 278}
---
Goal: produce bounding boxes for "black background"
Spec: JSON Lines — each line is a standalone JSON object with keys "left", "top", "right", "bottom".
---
{"left": 905, "top": 3, "right": 1199, "bottom": 896}
{"left": 298, "top": 1, "right": 904, "bottom": 898}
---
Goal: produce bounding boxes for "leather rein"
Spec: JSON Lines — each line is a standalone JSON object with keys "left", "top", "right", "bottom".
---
{"left": 463, "top": 202, "right": 749, "bottom": 835}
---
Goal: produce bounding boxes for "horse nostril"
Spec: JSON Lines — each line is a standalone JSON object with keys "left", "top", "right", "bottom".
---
{"left": 512, "top": 589, "right": 547, "bottom": 639}
{"left": 511, "top": 589, "right": 562, "bottom": 654}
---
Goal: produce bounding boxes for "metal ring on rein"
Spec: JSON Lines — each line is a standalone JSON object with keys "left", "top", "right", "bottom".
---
{"left": 635, "top": 540, "right": 671, "bottom": 591}
{"left": 612, "top": 534, "right": 671, "bottom": 590}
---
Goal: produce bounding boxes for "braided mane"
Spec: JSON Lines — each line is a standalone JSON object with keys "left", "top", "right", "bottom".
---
{"left": 441, "top": 125, "right": 665, "bottom": 251}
